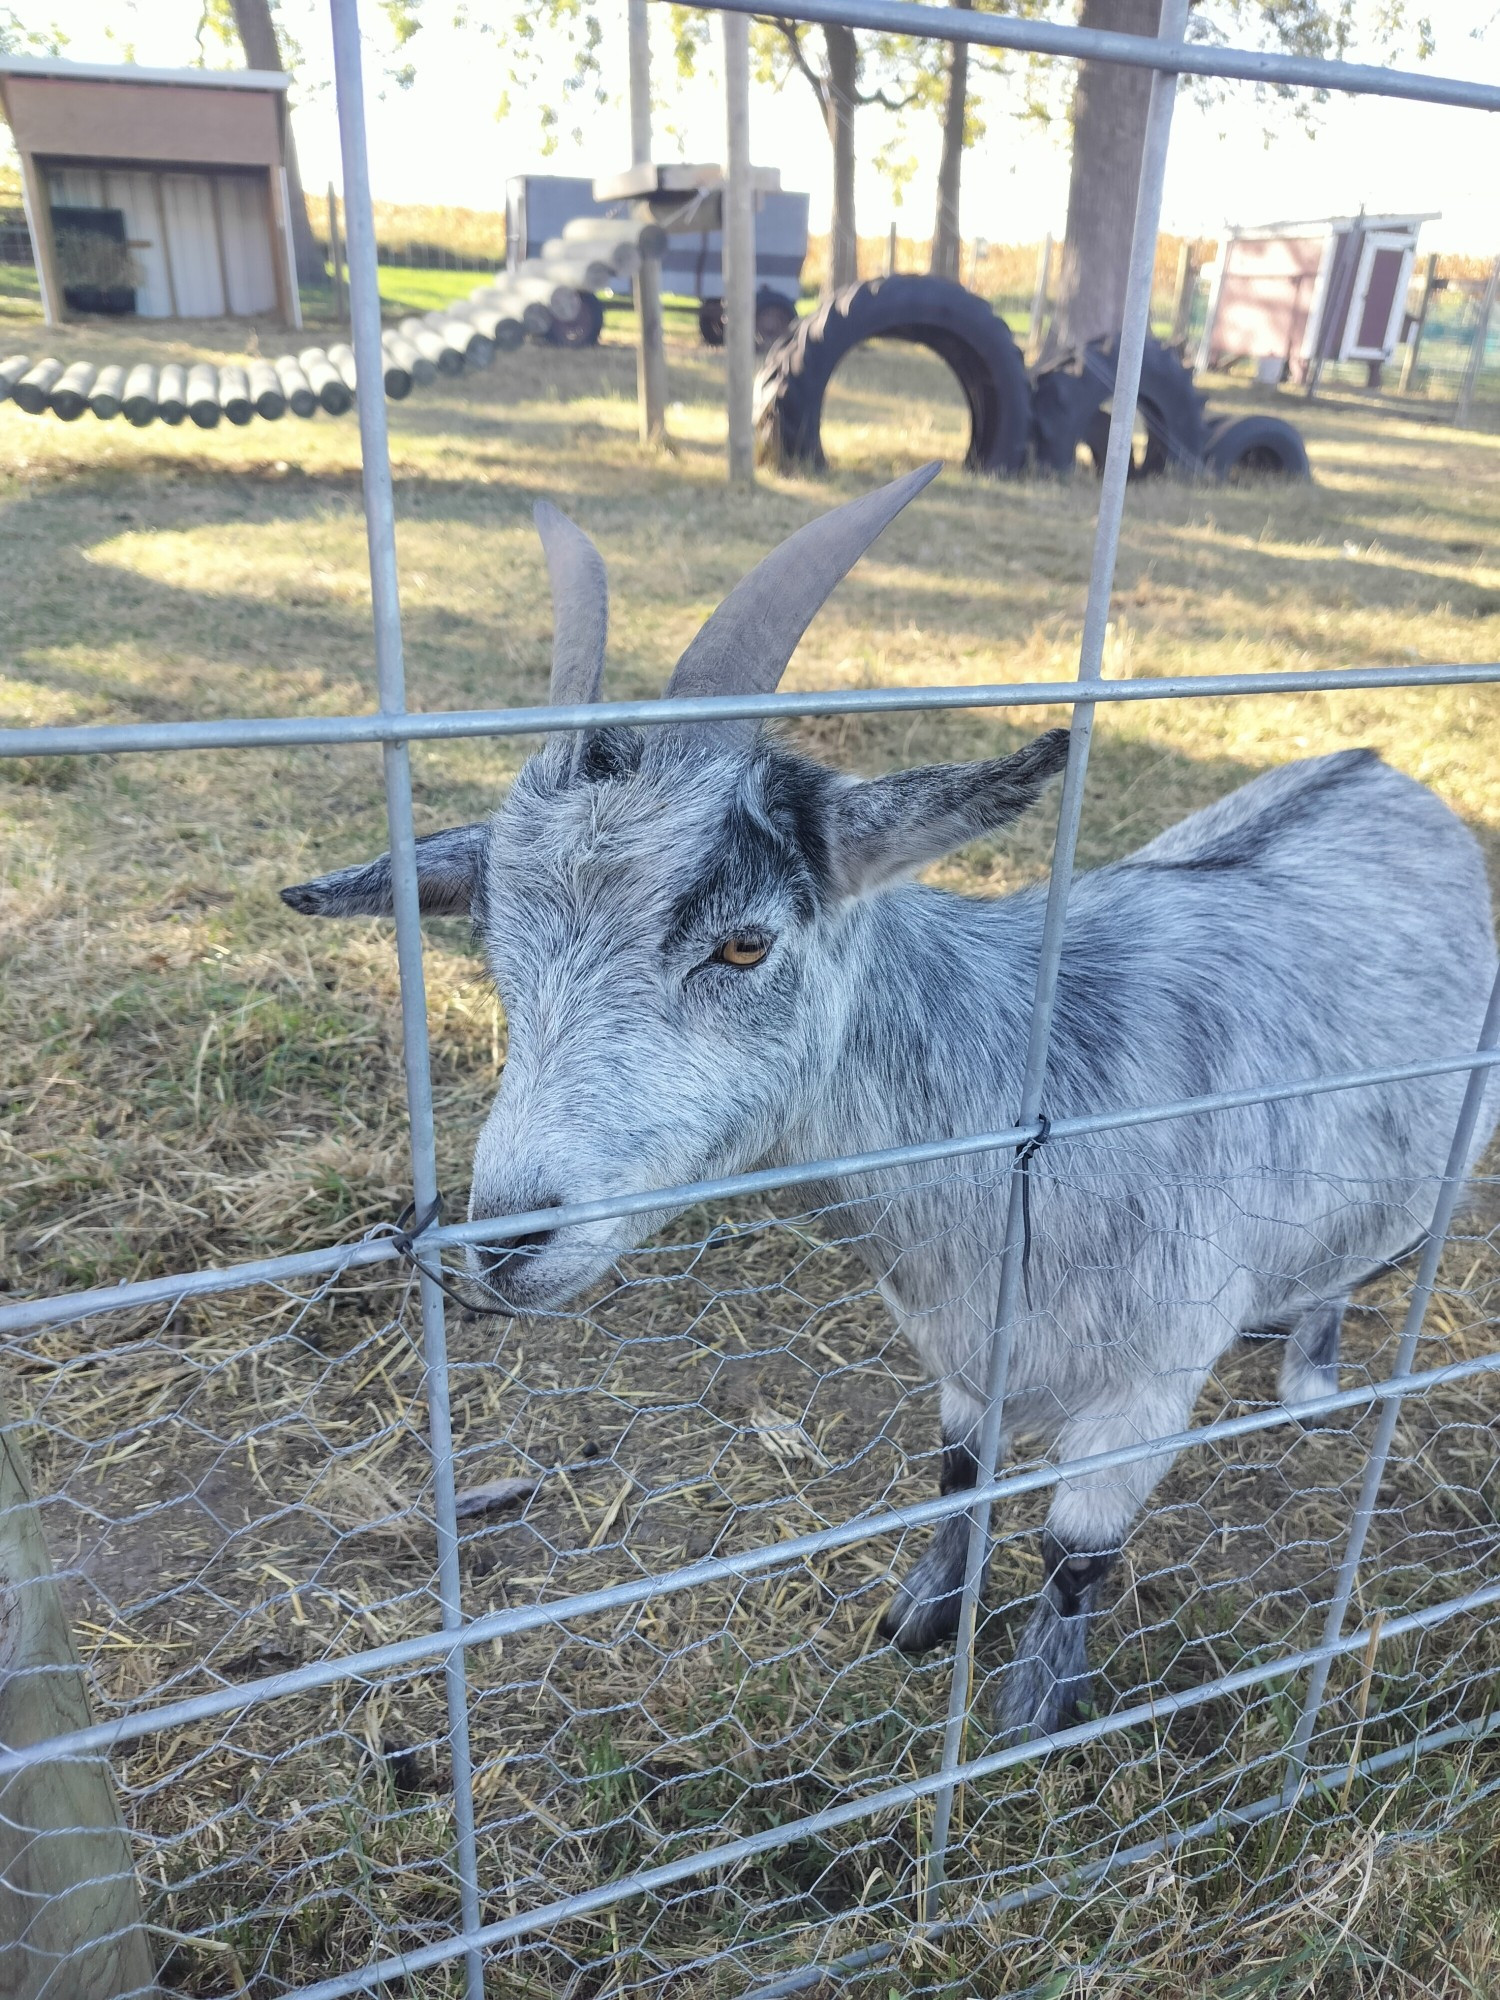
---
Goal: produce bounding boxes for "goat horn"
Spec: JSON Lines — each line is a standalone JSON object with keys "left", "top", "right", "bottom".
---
{"left": 535, "top": 500, "right": 608, "bottom": 706}
{"left": 664, "top": 461, "right": 941, "bottom": 706}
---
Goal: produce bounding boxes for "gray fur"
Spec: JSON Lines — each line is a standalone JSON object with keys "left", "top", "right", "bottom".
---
{"left": 282, "top": 478, "right": 1499, "bottom": 1744}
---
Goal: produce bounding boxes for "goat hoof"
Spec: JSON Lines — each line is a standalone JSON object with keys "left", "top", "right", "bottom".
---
{"left": 878, "top": 1582, "right": 962, "bottom": 1654}
{"left": 994, "top": 1653, "right": 1093, "bottom": 1743}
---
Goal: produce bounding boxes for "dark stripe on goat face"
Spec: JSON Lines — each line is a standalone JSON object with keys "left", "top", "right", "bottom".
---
{"left": 662, "top": 751, "right": 836, "bottom": 954}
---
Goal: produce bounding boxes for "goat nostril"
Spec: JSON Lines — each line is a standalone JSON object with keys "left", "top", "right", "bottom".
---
{"left": 508, "top": 1226, "right": 554, "bottom": 1256}
{"left": 472, "top": 1200, "right": 564, "bottom": 1284}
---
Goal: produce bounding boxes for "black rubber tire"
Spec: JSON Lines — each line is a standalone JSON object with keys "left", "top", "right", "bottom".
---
{"left": 1203, "top": 412, "right": 1311, "bottom": 482}
{"left": 754, "top": 274, "right": 1031, "bottom": 475}
{"left": 1032, "top": 336, "right": 1208, "bottom": 476}
{"left": 548, "top": 291, "right": 605, "bottom": 349}
{"left": 701, "top": 294, "right": 796, "bottom": 351}
{"left": 754, "top": 291, "right": 796, "bottom": 351}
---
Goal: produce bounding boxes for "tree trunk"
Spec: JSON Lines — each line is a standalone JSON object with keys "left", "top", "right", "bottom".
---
{"left": 230, "top": 0, "right": 326, "bottom": 286}
{"left": 929, "top": 0, "right": 973, "bottom": 282}
{"left": 824, "top": 25, "right": 860, "bottom": 295}
{"left": 1041, "top": 0, "right": 1161, "bottom": 361}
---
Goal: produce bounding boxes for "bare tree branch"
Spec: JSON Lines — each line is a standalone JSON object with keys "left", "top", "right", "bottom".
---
{"left": 769, "top": 16, "right": 830, "bottom": 121}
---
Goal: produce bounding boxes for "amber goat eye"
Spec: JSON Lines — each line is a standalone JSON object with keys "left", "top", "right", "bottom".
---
{"left": 717, "top": 936, "right": 770, "bottom": 968}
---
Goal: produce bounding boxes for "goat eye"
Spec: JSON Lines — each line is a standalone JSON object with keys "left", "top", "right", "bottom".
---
{"left": 716, "top": 935, "right": 771, "bottom": 968}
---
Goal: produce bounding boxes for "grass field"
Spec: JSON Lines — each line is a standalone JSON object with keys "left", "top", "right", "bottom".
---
{"left": 4, "top": 312, "right": 1500, "bottom": 1997}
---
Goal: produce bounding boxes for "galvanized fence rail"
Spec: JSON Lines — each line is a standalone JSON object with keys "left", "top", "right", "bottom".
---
{"left": 3, "top": 1, "right": 1500, "bottom": 1995}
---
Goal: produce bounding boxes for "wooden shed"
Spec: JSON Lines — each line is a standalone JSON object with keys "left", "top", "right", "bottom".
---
{"left": 0, "top": 55, "right": 302, "bottom": 328}
{"left": 1197, "top": 213, "right": 1433, "bottom": 386}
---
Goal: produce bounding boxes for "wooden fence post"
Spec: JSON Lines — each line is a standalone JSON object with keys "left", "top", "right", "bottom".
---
{"left": 1168, "top": 239, "right": 1195, "bottom": 345}
{"left": 1398, "top": 251, "right": 1438, "bottom": 394}
{"left": 628, "top": 0, "right": 668, "bottom": 448}
{"left": 326, "top": 183, "right": 346, "bottom": 327}
{"left": 722, "top": 9, "right": 755, "bottom": 490}
{"left": 0, "top": 1404, "right": 157, "bottom": 1999}
{"left": 1455, "top": 254, "right": 1499, "bottom": 429}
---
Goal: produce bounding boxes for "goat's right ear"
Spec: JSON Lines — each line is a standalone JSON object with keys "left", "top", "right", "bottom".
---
{"left": 280, "top": 822, "right": 489, "bottom": 919}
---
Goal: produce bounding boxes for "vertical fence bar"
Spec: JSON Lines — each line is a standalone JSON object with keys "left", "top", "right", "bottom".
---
{"left": 1281, "top": 960, "right": 1500, "bottom": 1789}
{"left": 327, "top": 5, "right": 484, "bottom": 1995}
{"left": 922, "top": 0, "right": 1191, "bottom": 1919}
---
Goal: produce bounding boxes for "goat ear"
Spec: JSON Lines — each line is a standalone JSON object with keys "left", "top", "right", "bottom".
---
{"left": 828, "top": 730, "right": 1070, "bottom": 896}
{"left": 280, "top": 822, "right": 489, "bottom": 919}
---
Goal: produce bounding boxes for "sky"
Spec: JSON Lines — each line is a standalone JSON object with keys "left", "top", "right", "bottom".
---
{"left": 6, "top": 1, "right": 1500, "bottom": 251}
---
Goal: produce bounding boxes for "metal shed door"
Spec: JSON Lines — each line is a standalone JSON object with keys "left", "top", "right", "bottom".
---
{"left": 1340, "top": 230, "right": 1417, "bottom": 361}
{"left": 159, "top": 173, "right": 227, "bottom": 318}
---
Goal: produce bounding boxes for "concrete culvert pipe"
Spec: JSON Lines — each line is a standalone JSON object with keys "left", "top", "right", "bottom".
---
{"left": 300, "top": 350, "right": 351, "bottom": 414}
{"left": 398, "top": 319, "right": 463, "bottom": 377}
{"left": 274, "top": 353, "right": 317, "bottom": 418}
{"left": 560, "top": 215, "right": 668, "bottom": 261}
{"left": 462, "top": 305, "right": 525, "bottom": 353}
{"left": 88, "top": 363, "right": 127, "bottom": 420}
{"left": 423, "top": 315, "right": 495, "bottom": 370}
{"left": 754, "top": 275, "right": 1033, "bottom": 476}
{"left": 186, "top": 362, "right": 222, "bottom": 428}
{"left": 248, "top": 359, "right": 285, "bottom": 420}
{"left": 13, "top": 359, "right": 65, "bottom": 415}
{"left": 218, "top": 364, "right": 254, "bottom": 426}
{"left": 383, "top": 329, "right": 433, "bottom": 387}
{"left": 156, "top": 363, "right": 187, "bottom": 425}
{"left": 50, "top": 361, "right": 97, "bottom": 421}
{"left": 121, "top": 363, "right": 158, "bottom": 426}
{"left": 0, "top": 353, "right": 30, "bottom": 403}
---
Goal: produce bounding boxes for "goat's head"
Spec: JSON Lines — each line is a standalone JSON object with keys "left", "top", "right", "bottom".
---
{"left": 282, "top": 465, "right": 1068, "bottom": 1309}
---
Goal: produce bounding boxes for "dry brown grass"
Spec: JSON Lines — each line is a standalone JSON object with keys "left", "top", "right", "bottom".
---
{"left": 4, "top": 313, "right": 1500, "bottom": 1997}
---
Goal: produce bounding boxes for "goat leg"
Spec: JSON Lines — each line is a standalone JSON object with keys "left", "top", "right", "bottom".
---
{"left": 879, "top": 1436, "right": 979, "bottom": 1653}
{"left": 995, "top": 1532, "right": 1116, "bottom": 1742}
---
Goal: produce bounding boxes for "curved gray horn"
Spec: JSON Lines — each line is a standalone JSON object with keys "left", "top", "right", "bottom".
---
{"left": 535, "top": 500, "right": 608, "bottom": 705}
{"left": 664, "top": 460, "right": 941, "bottom": 704}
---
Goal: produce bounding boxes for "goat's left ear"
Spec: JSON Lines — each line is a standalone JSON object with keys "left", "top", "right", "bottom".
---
{"left": 280, "top": 821, "right": 489, "bottom": 919}
{"left": 828, "top": 729, "right": 1070, "bottom": 896}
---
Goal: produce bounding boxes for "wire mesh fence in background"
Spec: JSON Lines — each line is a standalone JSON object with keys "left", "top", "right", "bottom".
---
{"left": 3, "top": 2, "right": 1500, "bottom": 1997}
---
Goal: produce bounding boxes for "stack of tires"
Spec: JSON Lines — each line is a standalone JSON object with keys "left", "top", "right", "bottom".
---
{"left": 754, "top": 274, "right": 1310, "bottom": 483}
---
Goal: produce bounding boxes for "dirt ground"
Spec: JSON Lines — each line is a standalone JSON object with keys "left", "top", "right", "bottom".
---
{"left": 4, "top": 313, "right": 1500, "bottom": 1997}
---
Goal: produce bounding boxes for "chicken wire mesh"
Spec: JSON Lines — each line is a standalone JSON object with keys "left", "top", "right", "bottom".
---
{"left": 4, "top": 1, "right": 1500, "bottom": 1997}
{"left": 7, "top": 1163, "right": 1500, "bottom": 1996}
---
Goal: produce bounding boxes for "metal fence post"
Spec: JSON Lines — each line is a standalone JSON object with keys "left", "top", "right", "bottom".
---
{"left": 327, "top": 5, "right": 484, "bottom": 1996}
{"left": 1281, "top": 960, "right": 1500, "bottom": 1790}
{"left": 921, "top": 0, "right": 1191, "bottom": 1919}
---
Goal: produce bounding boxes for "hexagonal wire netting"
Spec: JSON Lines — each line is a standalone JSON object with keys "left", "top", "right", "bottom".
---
{"left": 3, "top": 3, "right": 1500, "bottom": 1997}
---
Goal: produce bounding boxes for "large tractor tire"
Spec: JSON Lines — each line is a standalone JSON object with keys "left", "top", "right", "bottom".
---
{"left": 754, "top": 274, "right": 1032, "bottom": 476}
{"left": 1032, "top": 335, "right": 1209, "bottom": 476}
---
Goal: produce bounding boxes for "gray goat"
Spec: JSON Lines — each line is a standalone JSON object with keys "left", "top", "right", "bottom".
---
{"left": 284, "top": 464, "right": 1498, "bottom": 1738}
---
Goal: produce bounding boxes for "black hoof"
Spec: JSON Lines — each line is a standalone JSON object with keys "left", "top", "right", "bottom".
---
{"left": 878, "top": 1583, "right": 963, "bottom": 1655}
